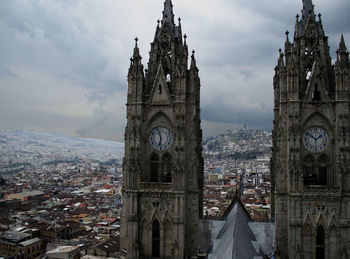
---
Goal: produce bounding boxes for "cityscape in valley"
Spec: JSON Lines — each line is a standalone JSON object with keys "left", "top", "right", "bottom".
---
{"left": 1, "top": 0, "right": 349, "bottom": 257}
{"left": 0, "top": 128, "right": 271, "bottom": 258}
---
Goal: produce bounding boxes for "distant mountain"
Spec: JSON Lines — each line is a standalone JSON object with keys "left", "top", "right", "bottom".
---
{"left": 0, "top": 130, "right": 124, "bottom": 171}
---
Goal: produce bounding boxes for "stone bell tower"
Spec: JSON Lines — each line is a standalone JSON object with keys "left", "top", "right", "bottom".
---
{"left": 120, "top": 0, "right": 203, "bottom": 258}
{"left": 272, "top": 0, "right": 350, "bottom": 258}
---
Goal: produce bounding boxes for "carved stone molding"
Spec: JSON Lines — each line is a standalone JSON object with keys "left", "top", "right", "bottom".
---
{"left": 140, "top": 182, "right": 172, "bottom": 191}
{"left": 303, "top": 186, "right": 340, "bottom": 196}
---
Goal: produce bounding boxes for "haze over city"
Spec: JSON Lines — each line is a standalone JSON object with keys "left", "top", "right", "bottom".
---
{"left": 0, "top": 0, "right": 349, "bottom": 141}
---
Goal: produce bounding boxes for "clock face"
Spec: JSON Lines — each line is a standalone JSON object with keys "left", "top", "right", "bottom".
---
{"left": 303, "top": 127, "right": 329, "bottom": 153}
{"left": 149, "top": 127, "right": 173, "bottom": 151}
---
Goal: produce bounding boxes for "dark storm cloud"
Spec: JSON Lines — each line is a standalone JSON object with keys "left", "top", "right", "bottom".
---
{"left": 0, "top": 0, "right": 349, "bottom": 140}
{"left": 189, "top": 0, "right": 350, "bottom": 133}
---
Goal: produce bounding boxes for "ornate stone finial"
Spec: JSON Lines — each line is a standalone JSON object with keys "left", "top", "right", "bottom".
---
{"left": 178, "top": 17, "right": 181, "bottom": 22}
{"left": 133, "top": 37, "right": 141, "bottom": 59}
{"left": 190, "top": 50, "right": 197, "bottom": 69}
{"left": 296, "top": 14, "right": 299, "bottom": 20}
{"left": 157, "top": 19, "right": 160, "bottom": 25}
{"left": 285, "top": 30, "right": 290, "bottom": 43}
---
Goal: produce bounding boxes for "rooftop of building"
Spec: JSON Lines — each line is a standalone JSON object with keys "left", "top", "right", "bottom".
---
{"left": 46, "top": 245, "right": 80, "bottom": 254}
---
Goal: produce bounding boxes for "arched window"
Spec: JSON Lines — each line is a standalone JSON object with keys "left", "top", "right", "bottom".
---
{"left": 312, "top": 84, "right": 321, "bottom": 101}
{"left": 150, "top": 153, "right": 159, "bottom": 182}
{"left": 162, "top": 153, "right": 172, "bottom": 182}
{"left": 303, "top": 154, "right": 330, "bottom": 186}
{"left": 316, "top": 226, "right": 325, "bottom": 259}
{"left": 329, "top": 227, "right": 337, "bottom": 258}
{"left": 303, "top": 224, "right": 312, "bottom": 258}
{"left": 152, "top": 219, "right": 160, "bottom": 258}
{"left": 303, "top": 155, "right": 316, "bottom": 185}
{"left": 163, "top": 219, "right": 172, "bottom": 257}
{"left": 317, "top": 155, "right": 328, "bottom": 185}
{"left": 141, "top": 220, "right": 148, "bottom": 256}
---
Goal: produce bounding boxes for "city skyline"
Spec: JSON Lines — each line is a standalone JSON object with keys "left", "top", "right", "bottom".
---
{"left": 0, "top": 0, "right": 349, "bottom": 142}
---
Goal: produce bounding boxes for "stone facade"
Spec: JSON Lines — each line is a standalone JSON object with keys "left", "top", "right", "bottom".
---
{"left": 272, "top": 0, "right": 350, "bottom": 258}
{"left": 120, "top": 0, "right": 203, "bottom": 258}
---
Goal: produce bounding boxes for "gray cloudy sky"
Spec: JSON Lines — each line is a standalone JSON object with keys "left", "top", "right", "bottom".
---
{"left": 0, "top": 0, "right": 349, "bottom": 141}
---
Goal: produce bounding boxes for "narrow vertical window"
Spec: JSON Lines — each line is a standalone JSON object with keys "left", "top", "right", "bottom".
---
{"left": 163, "top": 220, "right": 172, "bottom": 257}
{"left": 303, "top": 155, "right": 316, "bottom": 185}
{"left": 162, "top": 153, "right": 172, "bottom": 182}
{"left": 141, "top": 220, "right": 148, "bottom": 256}
{"left": 316, "top": 226, "right": 325, "bottom": 259}
{"left": 318, "top": 155, "right": 328, "bottom": 186}
{"left": 151, "top": 153, "right": 159, "bottom": 182}
{"left": 158, "top": 84, "right": 162, "bottom": 94}
{"left": 312, "top": 84, "right": 321, "bottom": 101}
{"left": 302, "top": 225, "right": 312, "bottom": 258}
{"left": 152, "top": 220, "right": 160, "bottom": 258}
{"left": 166, "top": 73, "right": 171, "bottom": 89}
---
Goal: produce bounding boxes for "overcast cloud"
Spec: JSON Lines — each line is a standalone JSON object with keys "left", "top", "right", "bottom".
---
{"left": 0, "top": 0, "right": 349, "bottom": 141}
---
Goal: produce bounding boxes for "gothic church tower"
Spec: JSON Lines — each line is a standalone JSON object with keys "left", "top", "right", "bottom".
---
{"left": 272, "top": 0, "right": 350, "bottom": 258}
{"left": 120, "top": 1, "right": 203, "bottom": 258}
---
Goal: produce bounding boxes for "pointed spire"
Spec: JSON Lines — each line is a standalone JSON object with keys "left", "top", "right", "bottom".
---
{"left": 285, "top": 30, "right": 290, "bottom": 43}
{"left": 154, "top": 20, "right": 161, "bottom": 39}
{"left": 302, "top": 0, "right": 315, "bottom": 21}
{"left": 162, "top": 0, "right": 175, "bottom": 30}
{"left": 339, "top": 34, "right": 348, "bottom": 52}
{"left": 295, "top": 0, "right": 324, "bottom": 37}
{"left": 128, "top": 37, "right": 143, "bottom": 78}
{"left": 336, "top": 34, "right": 349, "bottom": 66}
{"left": 133, "top": 37, "right": 141, "bottom": 59}
{"left": 294, "top": 14, "right": 300, "bottom": 39}
{"left": 278, "top": 48, "right": 285, "bottom": 67}
{"left": 190, "top": 50, "right": 198, "bottom": 71}
{"left": 284, "top": 31, "right": 291, "bottom": 57}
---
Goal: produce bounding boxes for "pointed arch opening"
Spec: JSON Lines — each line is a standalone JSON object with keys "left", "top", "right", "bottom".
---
{"left": 150, "top": 153, "right": 159, "bottom": 182}
{"left": 316, "top": 225, "right": 325, "bottom": 259}
{"left": 162, "top": 153, "right": 172, "bottom": 182}
{"left": 303, "top": 155, "right": 316, "bottom": 185}
{"left": 141, "top": 220, "right": 149, "bottom": 256}
{"left": 303, "top": 154, "right": 330, "bottom": 186}
{"left": 303, "top": 224, "right": 313, "bottom": 258}
{"left": 163, "top": 219, "right": 172, "bottom": 258}
{"left": 312, "top": 83, "right": 321, "bottom": 101}
{"left": 152, "top": 219, "right": 160, "bottom": 258}
{"left": 328, "top": 226, "right": 337, "bottom": 258}
{"left": 317, "top": 155, "right": 328, "bottom": 185}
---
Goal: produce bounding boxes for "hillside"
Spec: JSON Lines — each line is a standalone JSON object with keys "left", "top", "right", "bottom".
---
{"left": 0, "top": 130, "right": 124, "bottom": 175}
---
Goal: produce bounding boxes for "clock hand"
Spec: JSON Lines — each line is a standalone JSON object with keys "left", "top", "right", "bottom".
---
{"left": 315, "top": 134, "right": 323, "bottom": 141}
{"left": 158, "top": 130, "right": 162, "bottom": 146}
{"left": 306, "top": 132, "right": 317, "bottom": 140}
